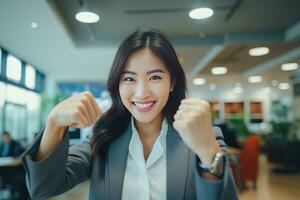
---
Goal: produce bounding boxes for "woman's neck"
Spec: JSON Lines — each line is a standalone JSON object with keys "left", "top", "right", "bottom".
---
{"left": 134, "top": 114, "right": 163, "bottom": 139}
{"left": 134, "top": 114, "right": 164, "bottom": 160}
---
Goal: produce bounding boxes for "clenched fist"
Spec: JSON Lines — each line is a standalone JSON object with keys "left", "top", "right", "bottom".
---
{"left": 173, "top": 98, "right": 220, "bottom": 165}
{"left": 48, "top": 91, "right": 102, "bottom": 129}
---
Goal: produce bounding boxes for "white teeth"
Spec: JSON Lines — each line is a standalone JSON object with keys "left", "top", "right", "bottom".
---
{"left": 134, "top": 102, "right": 154, "bottom": 108}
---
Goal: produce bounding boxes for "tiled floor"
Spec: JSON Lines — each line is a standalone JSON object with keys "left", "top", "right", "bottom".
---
{"left": 49, "top": 155, "right": 300, "bottom": 200}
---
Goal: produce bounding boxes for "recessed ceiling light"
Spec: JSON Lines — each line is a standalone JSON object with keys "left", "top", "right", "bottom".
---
{"left": 211, "top": 66, "right": 228, "bottom": 75}
{"left": 193, "top": 78, "right": 206, "bottom": 85}
{"left": 248, "top": 75, "right": 263, "bottom": 83}
{"left": 233, "top": 86, "right": 243, "bottom": 94}
{"left": 271, "top": 80, "right": 278, "bottom": 86}
{"left": 31, "top": 22, "right": 38, "bottom": 29}
{"left": 75, "top": 11, "right": 100, "bottom": 23}
{"left": 278, "top": 83, "right": 289, "bottom": 90}
{"left": 249, "top": 47, "right": 269, "bottom": 56}
{"left": 189, "top": 8, "right": 214, "bottom": 19}
{"left": 281, "top": 63, "right": 298, "bottom": 71}
{"left": 209, "top": 84, "right": 216, "bottom": 90}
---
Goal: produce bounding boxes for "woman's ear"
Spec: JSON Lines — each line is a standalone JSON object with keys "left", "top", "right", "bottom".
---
{"left": 170, "top": 82, "right": 175, "bottom": 92}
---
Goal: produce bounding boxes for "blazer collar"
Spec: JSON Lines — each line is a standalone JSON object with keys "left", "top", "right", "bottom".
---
{"left": 108, "top": 124, "right": 132, "bottom": 200}
{"left": 166, "top": 125, "right": 190, "bottom": 200}
{"left": 107, "top": 122, "right": 189, "bottom": 200}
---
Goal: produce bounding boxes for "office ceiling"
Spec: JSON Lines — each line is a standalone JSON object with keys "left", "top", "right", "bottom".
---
{"left": 0, "top": 0, "right": 299, "bottom": 84}
{"left": 50, "top": 0, "right": 300, "bottom": 46}
{"left": 200, "top": 43, "right": 300, "bottom": 74}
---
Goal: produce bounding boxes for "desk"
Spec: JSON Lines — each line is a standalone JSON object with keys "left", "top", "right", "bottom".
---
{"left": 0, "top": 157, "right": 22, "bottom": 188}
{"left": 0, "top": 157, "right": 22, "bottom": 167}
{"left": 0, "top": 157, "right": 28, "bottom": 199}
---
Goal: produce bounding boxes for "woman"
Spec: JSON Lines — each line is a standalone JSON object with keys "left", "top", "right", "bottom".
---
{"left": 21, "top": 29, "right": 238, "bottom": 200}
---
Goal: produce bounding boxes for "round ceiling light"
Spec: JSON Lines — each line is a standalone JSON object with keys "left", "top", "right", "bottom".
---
{"left": 189, "top": 8, "right": 214, "bottom": 19}
{"left": 281, "top": 63, "right": 298, "bottom": 71}
{"left": 248, "top": 47, "right": 269, "bottom": 56}
{"left": 278, "top": 83, "right": 289, "bottom": 90}
{"left": 211, "top": 66, "right": 228, "bottom": 75}
{"left": 75, "top": 11, "right": 100, "bottom": 23}
{"left": 248, "top": 75, "right": 263, "bottom": 83}
{"left": 193, "top": 78, "right": 206, "bottom": 85}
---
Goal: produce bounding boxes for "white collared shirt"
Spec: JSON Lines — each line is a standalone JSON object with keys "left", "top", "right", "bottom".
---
{"left": 121, "top": 117, "right": 168, "bottom": 200}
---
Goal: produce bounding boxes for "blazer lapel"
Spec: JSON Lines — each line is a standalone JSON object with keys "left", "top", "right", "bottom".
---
{"left": 108, "top": 124, "right": 132, "bottom": 200}
{"left": 167, "top": 125, "right": 190, "bottom": 200}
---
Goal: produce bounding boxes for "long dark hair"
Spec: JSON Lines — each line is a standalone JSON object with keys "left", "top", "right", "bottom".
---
{"left": 92, "top": 28, "right": 187, "bottom": 159}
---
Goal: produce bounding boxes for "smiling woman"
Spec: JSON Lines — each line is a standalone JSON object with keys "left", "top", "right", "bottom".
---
{"left": 119, "top": 55, "right": 173, "bottom": 121}
{"left": 21, "top": 28, "right": 238, "bottom": 200}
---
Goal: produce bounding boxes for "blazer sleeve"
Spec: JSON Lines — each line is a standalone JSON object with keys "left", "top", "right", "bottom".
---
{"left": 21, "top": 128, "right": 92, "bottom": 200}
{"left": 194, "top": 127, "right": 239, "bottom": 200}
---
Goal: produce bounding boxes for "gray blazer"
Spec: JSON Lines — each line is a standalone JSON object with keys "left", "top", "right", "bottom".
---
{"left": 21, "top": 123, "right": 238, "bottom": 200}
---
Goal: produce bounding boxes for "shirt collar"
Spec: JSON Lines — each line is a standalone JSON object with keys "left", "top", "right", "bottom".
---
{"left": 129, "top": 116, "right": 168, "bottom": 168}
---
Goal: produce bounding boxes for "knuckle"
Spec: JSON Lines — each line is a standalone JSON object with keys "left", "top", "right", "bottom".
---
{"left": 78, "top": 102, "right": 85, "bottom": 110}
{"left": 83, "top": 91, "right": 93, "bottom": 98}
{"left": 73, "top": 109, "right": 81, "bottom": 118}
{"left": 200, "top": 101, "right": 210, "bottom": 111}
{"left": 80, "top": 96, "right": 89, "bottom": 104}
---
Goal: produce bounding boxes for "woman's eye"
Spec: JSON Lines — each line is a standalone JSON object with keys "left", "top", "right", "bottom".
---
{"left": 150, "top": 75, "right": 162, "bottom": 81}
{"left": 123, "top": 77, "right": 134, "bottom": 82}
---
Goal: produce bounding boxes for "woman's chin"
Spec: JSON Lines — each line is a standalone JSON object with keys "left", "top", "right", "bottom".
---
{"left": 132, "top": 114, "right": 156, "bottom": 124}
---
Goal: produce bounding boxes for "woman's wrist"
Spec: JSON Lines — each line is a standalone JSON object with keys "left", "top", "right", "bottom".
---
{"left": 196, "top": 142, "right": 220, "bottom": 165}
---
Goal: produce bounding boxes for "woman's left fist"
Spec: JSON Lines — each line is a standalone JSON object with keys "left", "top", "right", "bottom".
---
{"left": 173, "top": 98, "right": 220, "bottom": 165}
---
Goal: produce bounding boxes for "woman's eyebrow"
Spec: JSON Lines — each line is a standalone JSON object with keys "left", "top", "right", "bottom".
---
{"left": 121, "top": 69, "right": 165, "bottom": 75}
{"left": 121, "top": 70, "right": 136, "bottom": 75}
{"left": 146, "top": 69, "right": 165, "bottom": 74}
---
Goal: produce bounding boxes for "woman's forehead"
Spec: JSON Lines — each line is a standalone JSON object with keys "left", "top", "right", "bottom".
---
{"left": 123, "top": 49, "right": 167, "bottom": 72}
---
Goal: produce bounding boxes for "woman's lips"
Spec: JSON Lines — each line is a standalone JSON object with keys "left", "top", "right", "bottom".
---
{"left": 132, "top": 101, "right": 156, "bottom": 113}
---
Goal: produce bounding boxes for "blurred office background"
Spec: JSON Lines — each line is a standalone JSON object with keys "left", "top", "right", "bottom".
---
{"left": 0, "top": 0, "right": 300, "bottom": 199}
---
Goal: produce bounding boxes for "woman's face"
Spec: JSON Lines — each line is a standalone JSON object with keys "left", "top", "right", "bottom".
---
{"left": 119, "top": 48, "right": 173, "bottom": 124}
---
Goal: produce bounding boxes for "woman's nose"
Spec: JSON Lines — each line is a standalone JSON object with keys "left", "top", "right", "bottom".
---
{"left": 134, "top": 81, "right": 151, "bottom": 99}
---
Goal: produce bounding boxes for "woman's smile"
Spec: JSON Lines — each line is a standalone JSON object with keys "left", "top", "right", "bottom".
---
{"left": 132, "top": 100, "right": 157, "bottom": 113}
{"left": 119, "top": 48, "right": 173, "bottom": 124}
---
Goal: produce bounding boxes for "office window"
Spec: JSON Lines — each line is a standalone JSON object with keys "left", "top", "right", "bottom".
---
{"left": 26, "top": 90, "right": 41, "bottom": 142}
{"left": 4, "top": 84, "right": 26, "bottom": 139}
{"left": 25, "top": 64, "right": 36, "bottom": 89}
{"left": 5, "top": 84, "right": 26, "bottom": 105}
{"left": 0, "top": 81, "right": 5, "bottom": 133}
{"left": 6, "top": 54, "right": 22, "bottom": 82}
{"left": 0, "top": 49, "right": 2, "bottom": 74}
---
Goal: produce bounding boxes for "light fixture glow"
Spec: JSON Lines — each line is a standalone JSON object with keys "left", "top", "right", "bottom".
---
{"left": 75, "top": 11, "right": 100, "bottom": 23}
{"left": 249, "top": 47, "right": 269, "bottom": 56}
{"left": 281, "top": 63, "right": 298, "bottom": 71}
{"left": 233, "top": 86, "right": 243, "bottom": 94}
{"left": 278, "top": 83, "right": 289, "bottom": 90}
{"left": 189, "top": 8, "right": 214, "bottom": 19}
{"left": 209, "top": 84, "right": 216, "bottom": 90}
{"left": 248, "top": 75, "right": 263, "bottom": 83}
{"left": 211, "top": 66, "right": 228, "bottom": 75}
{"left": 271, "top": 80, "right": 278, "bottom": 86}
{"left": 31, "top": 22, "right": 38, "bottom": 29}
{"left": 193, "top": 78, "right": 206, "bottom": 85}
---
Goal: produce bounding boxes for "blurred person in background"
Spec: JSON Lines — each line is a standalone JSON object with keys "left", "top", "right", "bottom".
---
{"left": 0, "top": 132, "right": 24, "bottom": 157}
{"left": 0, "top": 132, "right": 29, "bottom": 199}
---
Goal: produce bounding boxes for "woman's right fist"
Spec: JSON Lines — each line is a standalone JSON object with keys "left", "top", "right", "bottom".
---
{"left": 47, "top": 91, "right": 102, "bottom": 129}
